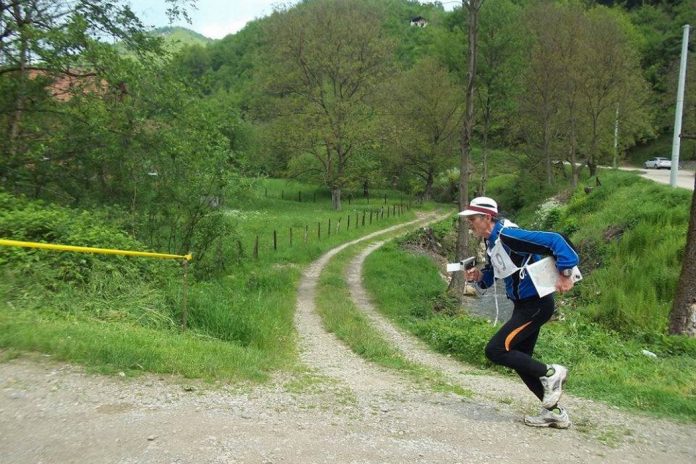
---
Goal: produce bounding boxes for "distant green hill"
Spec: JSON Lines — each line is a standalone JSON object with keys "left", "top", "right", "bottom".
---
{"left": 153, "top": 26, "right": 214, "bottom": 52}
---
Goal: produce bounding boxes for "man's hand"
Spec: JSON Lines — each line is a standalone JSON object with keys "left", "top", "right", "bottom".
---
{"left": 555, "top": 275, "right": 574, "bottom": 293}
{"left": 465, "top": 267, "right": 481, "bottom": 282}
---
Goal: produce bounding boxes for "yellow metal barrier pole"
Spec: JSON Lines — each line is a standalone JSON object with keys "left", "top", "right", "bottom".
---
{"left": 0, "top": 239, "right": 192, "bottom": 261}
{"left": 1, "top": 238, "right": 194, "bottom": 330}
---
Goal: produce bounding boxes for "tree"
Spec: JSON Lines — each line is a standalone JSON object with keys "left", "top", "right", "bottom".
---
{"left": 258, "top": 0, "right": 392, "bottom": 210}
{"left": 476, "top": 0, "right": 525, "bottom": 194}
{"left": 0, "top": 0, "right": 187, "bottom": 189}
{"left": 670, "top": 173, "right": 696, "bottom": 336}
{"left": 450, "top": 0, "right": 484, "bottom": 294}
{"left": 0, "top": 1, "right": 248, "bottom": 273}
{"left": 579, "top": 7, "right": 651, "bottom": 176}
{"left": 516, "top": 2, "right": 568, "bottom": 187}
{"left": 381, "top": 58, "right": 462, "bottom": 200}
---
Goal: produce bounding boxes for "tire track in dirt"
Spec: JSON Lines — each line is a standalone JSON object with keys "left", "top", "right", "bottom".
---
{"left": 294, "top": 212, "right": 447, "bottom": 393}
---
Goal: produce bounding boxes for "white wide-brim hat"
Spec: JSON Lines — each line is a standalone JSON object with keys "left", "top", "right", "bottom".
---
{"left": 458, "top": 196, "right": 498, "bottom": 216}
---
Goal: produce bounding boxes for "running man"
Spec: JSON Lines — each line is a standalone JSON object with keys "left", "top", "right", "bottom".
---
{"left": 461, "top": 196, "right": 579, "bottom": 429}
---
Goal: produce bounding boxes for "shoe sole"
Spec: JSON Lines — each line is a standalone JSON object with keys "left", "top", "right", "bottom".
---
{"left": 524, "top": 419, "right": 571, "bottom": 429}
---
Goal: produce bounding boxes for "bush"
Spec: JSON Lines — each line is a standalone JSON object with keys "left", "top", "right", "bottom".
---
{"left": 0, "top": 191, "right": 178, "bottom": 327}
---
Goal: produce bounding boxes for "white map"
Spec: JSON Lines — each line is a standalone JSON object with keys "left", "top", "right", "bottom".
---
{"left": 525, "top": 257, "right": 582, "bottom": 297}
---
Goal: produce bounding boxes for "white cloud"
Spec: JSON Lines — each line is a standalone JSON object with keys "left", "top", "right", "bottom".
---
{"left": 201, "top": 18, "right": 252, "bottom": 39}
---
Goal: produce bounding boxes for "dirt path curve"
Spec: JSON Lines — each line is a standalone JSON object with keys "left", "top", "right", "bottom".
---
{"left": 293, "top": 213, "right": 444, "bottom": 393}
{"left": 342, "top": 239, "right": 696, "bottom": 463}
{"left": 1, "top": 213, "right": 695, "bottom": 464}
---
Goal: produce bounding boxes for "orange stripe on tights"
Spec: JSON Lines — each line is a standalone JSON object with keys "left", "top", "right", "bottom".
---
{"left": 505, "top": 321, "right": 532, "bottom": 351}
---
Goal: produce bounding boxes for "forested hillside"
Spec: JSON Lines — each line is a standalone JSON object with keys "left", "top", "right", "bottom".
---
{"left": 170, "top": 0, "right": 696, "bottom": 191}
{"left": 2, "top": 0, "right": 694, "bottom": 219}
{"left": 154, "top": 26, "right": 214, "bottom": 51}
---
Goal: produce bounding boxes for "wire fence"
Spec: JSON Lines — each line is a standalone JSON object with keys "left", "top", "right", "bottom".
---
{"left": 244, "top": 203, "right": 411, "bottom": 259}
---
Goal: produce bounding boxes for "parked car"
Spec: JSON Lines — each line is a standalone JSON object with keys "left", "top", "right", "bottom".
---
{"left": 644, "top": 157, "right": 672, "bottom": 169}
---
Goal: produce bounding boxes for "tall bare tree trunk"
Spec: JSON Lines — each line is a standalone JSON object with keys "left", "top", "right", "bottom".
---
{"left": 543, "top": 118, "right": 554, "bottom": 186}
{"left": 424, "top": 170, "right": 434, "bottom": 201}
{"left": 669, "top": 172, "right": 696, "bottom": 336}
{"left": 450, "top": 0, "right": 483, "bottom": 294}
{"left": 8, "top": 2, "right": 30, "bottom": 159}
{"left": 331, "top": 187, "right": 342, "bottom": 211}
{"left": 480, "top": 105, "right": 490, "bottom": 195}
{"left": 588, "top": 115, "right": 599, "bottom": 177}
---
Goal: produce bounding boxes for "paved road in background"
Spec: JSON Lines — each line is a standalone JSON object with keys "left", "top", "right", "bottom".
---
{"left": 617, "top": 166, "right": 695, "bottom": 191}
{"left": 567, "top": 161, "right": 694, "bottom": 190}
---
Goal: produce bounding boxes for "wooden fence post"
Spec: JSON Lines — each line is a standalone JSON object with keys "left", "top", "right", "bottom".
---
{"left": 181, "top": 259, "right": 189, "bottom": 330}
{"left": 318, "top": 222, "right": 321, "bottom": 240}
{"left": 253, "top": 235, "right": 259, "bottom": 259}
{"left": 362, "top": 211, "right": 365, "bottom": 226}
{"left": 273, "top": 230, "right": 277, "bottom": 251}
{"left": 347, "top": 215, "right": 350, "bottom": 230}
{"left": 328, "top": 218, "right": 331, "bottom": 236}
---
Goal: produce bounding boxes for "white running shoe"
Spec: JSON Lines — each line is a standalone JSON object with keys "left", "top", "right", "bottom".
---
{"left": 524, "top": 406, "right": 571, "bottom": 429}
{"left": 540, "top": 364, "right": 568, "bottom": 409}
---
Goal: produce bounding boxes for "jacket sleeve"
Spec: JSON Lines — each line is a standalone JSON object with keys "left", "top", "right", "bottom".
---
{"left": 477, "top": 262, "right": 495, "bottom": 289}
{"left": 499, "top": 228, "right": 579, "bottom": 272}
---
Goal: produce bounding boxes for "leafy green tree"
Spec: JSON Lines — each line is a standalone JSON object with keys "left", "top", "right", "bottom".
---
{"left": 517, "top": 2, "right": 595, "bottom": 188}
{"left": 0, "top": 1, "right": 170, "bottom": 169}
{"left": 257, "top": 0, "right": 393, "bottom": 210}
{"left": 580, "top": 6, "right": 652, "bottom": 176}
{"left": 476, "top": 0, "right": 526, "bottom": 193}
{"left": 0, "top": 1, "right": 251, "bottom": 273}
{"left": 380, "top": 58, "right": 462, "bottom": 200}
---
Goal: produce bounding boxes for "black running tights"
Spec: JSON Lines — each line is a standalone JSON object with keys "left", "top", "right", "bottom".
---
{"left": 484, "top": 295, "right": 555, "bottom": 401}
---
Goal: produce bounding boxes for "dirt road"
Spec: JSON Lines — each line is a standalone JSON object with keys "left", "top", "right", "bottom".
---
{"left": 2, "top": 214, "right": 695, "bottom": 463}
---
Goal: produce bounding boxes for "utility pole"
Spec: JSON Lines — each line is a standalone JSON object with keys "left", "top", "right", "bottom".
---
{"left": 670, "top": 24, "right": 690, "bottom": 188}
{"left": 613, "top": 104, "right": 619, "bottom": 169}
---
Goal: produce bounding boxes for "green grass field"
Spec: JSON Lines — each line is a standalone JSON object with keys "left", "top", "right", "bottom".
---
{"left": 0, "top": 179, "right": 427, "bottom": 382}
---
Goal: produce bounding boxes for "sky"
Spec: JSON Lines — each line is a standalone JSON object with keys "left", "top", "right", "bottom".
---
{"left": 133, "top": 1, "right": 458, "bottom": 40}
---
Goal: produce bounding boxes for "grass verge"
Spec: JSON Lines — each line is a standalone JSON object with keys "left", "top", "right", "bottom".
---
{"left": 1, "top": 178, "right": 432, "bottom": 383}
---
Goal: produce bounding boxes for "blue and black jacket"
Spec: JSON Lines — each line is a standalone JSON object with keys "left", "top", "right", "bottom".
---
{"left": 477, "top": 220, "right": 580, "bottom": 301}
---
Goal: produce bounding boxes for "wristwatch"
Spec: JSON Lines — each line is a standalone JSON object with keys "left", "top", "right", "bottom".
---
{"left": 561, "top": 268, "right": 573, "bottom": 277}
